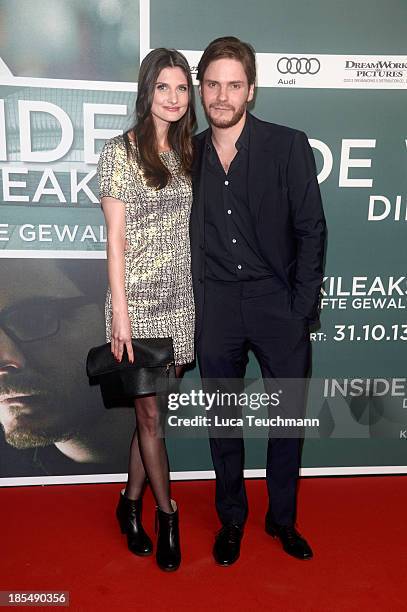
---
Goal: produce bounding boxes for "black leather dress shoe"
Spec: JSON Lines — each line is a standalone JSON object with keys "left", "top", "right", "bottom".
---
{"left": 213, "top": 523, "right": 243, "bottom": 566}
{"left": 265, "top": 513, "right": 313, "bottom": 560}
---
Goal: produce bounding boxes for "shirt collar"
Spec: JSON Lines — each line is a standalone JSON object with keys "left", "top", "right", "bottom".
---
{"left": 205, "top": 112, "right": 251, "bottom": 154}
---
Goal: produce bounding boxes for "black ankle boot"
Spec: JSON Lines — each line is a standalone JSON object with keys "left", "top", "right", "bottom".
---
{"left": 155, "top": 500, "right": 181, "bottom": 571}
{"left": 116, "top": 490, "right": 153, "bottom": 556}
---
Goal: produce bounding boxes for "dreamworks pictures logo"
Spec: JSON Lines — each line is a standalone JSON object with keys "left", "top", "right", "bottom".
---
{"left": 344, "top": 58, "right": 407, "bottom": 82}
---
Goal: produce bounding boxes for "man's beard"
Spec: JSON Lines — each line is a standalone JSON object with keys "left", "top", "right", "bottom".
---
{"left": 204, "top": 100, "right": 247, "bottom": 129}
{"left": 0, "top": 372, "right": 92, "bottom": 449}
{"left": 2, "top": 424, "right": 74, "bottom": 449}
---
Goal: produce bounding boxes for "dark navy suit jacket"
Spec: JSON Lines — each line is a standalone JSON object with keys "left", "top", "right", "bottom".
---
{"left": 190, "top": 112, "right": 326, "bottom": 338}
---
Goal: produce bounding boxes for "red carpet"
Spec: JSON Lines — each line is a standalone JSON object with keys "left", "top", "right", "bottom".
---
{"left": 1, "top": 477, "right": 406, "bottom": 611}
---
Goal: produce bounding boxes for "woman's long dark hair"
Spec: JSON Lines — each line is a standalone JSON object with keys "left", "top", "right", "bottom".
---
{"left": 124, "top": 48, "right": 196, "bottom": 189}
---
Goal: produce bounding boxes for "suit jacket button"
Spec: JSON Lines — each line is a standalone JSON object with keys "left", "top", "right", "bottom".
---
{"left": 199, "top": 244, "right": 204, "bottom": 250}
{"left": 198, "top": 278, "right": 203, "bottom": 284}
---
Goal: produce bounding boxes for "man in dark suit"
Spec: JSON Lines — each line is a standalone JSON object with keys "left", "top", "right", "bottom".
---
{"left": 190, "top": 37, "right": 326, "bottom": 566}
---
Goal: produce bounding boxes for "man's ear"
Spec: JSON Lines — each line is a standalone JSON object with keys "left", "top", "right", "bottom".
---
{"left": 198, "top": 83, "right": 202, "bottom": 98}
{"left": 247, "top": 83, "right": 255, "bottom": 103}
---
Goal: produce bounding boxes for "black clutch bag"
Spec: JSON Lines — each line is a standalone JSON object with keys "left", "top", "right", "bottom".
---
{"left": 86, "top": 338, "right": 175, "bottom": 408}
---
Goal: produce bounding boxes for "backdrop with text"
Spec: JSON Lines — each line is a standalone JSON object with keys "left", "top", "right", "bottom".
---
{"left": 0, "top": 0, "right": 406, "bottom": 485}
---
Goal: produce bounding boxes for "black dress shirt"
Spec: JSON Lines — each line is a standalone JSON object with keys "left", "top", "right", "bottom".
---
{"left": 203, "top": 115, "right": 272, "bottom": 281}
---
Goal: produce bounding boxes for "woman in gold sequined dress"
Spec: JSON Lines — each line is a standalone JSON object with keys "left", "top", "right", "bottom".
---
{"left": 97, "top": 49, "right": 196, "bottom": 572}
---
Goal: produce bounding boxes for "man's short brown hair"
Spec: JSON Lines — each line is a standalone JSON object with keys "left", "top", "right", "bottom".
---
{"left": 197, "top": 36, "right": 256, "bottom": 86}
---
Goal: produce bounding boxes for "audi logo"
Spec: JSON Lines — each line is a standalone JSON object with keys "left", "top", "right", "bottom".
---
{"left": 277, "top": 57, "right": 321, "bottom": 75}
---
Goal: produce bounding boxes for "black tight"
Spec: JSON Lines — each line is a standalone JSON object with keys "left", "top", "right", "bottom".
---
{"left": 124, "top": 366, "right": 182, "bottom": 513}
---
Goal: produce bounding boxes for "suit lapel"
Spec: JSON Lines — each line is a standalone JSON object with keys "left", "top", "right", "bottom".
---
{"left": 192, "top": 133, "right": 207, "bottom": 234}
{"left": 247, "top": 114, "right": 270, "bottom": 220}
{"left": 247, "top": 114, "right": 289, "bottom": 285}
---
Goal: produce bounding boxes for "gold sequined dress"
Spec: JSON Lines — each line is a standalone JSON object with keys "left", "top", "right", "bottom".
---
{"left": 97, "top": 135, "right": 195, "bottom": 366}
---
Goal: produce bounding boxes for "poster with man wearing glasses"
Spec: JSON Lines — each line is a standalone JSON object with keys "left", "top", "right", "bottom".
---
{"left": 0, "top": 259, "right": 133, "bottom": 479}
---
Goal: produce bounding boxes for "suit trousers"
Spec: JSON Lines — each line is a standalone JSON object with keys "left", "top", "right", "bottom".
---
{"left": 197, "top": 277, "right": 311, "bottom": 527}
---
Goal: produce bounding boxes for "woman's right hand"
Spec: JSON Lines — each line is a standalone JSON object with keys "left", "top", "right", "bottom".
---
{"left": 111, "top": 312, "right": 134, "bottom": 363}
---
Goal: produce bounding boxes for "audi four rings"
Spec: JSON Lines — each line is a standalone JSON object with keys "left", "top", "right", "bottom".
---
{"left": 277, "top": 57, "right": 321, "bottom": 75}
